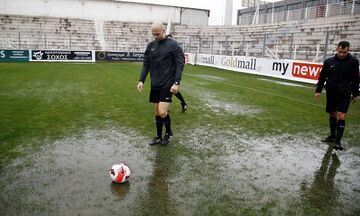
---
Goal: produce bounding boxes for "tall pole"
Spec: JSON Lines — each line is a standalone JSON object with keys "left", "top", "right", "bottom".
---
{"left": 262, "top": 34, "right": 266, "bottom": 57}
{"left": 45, "top": 33, "right": 47, "bottom": 49}
{"left": 18, "top": 32, "right": 21, "bottom": 49}
{"left": 289, "top": 33, "right": 294, "bottom": 59}
{"left": 210, "top": 35, "right": 214, "bottom": 55}
{"left": 325, "top": 0, "right": 329, "bottom": 17}
{"left": 225, "top": 35, "right": 229, "bottom": 55}
{"left": 323, "top": 31, "right": 330, "bottom": 61}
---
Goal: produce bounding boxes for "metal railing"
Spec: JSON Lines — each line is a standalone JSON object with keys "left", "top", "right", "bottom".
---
{"left": 239, "top": 1, "right": 360, "bottom": 25}
{"left": 180, "top": 29, "right": 360, "bottom": 62}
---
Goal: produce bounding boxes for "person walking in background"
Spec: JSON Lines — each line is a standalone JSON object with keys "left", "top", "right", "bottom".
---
{"left": 166, "top": 34, "right": 188, "bottom": 113}
{"left": 315, "top": 41, "right": 359, "bottom": 151}
{"left": 137, "top": 22, "right": 184, "bottom": 146}
{"left": 175, "top": 91, "right": 187, "bottom": 112}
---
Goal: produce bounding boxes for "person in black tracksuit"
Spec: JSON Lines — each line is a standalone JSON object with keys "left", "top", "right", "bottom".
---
{"left": 166, "top": 34, "right": 188, "bottom": 113}
{"left": 315, "top": 41, "right": 359, "bottom": 151}
{"left": 137, "top": 22, "right": 184, "bottom": 146}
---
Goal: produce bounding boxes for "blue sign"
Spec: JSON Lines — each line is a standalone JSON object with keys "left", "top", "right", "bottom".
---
{"left": 0, "top": 50, "right": 29, "bottom": 62}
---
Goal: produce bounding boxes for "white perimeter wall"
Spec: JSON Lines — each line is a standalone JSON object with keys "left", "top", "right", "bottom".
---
{"left": 0, "top": 0, "right": 208, "bottom": 24}
{"left": 181, "top": 8, "right": 209, "bottom": 26}
{"left": 186, "top": 53, "right": 323, "bottom": 84}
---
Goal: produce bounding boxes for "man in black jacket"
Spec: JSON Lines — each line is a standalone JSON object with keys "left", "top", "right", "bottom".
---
{"left": 166, "top": 34, "right": 188, "bottom": 113}
{"left": 137, "top": 22, "right": 184, "bottom": 146}
{"left": 315, "top": 41, "right": 359, "bottom": 150}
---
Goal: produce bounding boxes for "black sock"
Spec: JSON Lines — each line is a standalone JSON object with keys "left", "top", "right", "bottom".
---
{"left": 162, "top": 114, "right": 172, "bottom": 135}
{"left": 175, "top": 92, "right": 186, "bottom": 104}
{"left": 329, "top": 117, "right": 337, "bottom": 138}
{"left": 336, "top": 120, "right": 345, "bottom": 144}
{"left": 155, "top": 115, "right": 163, "bottom": 138}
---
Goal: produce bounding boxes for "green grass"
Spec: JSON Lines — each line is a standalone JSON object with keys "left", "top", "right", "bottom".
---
{"left": 0, "top": 62, "right": 359, "bottom": 215}
{"left": 0, "top": 62, "right": 162, "bottom": 167}
{"left": 182, "top": 65, "right": 359, "bottom": 136}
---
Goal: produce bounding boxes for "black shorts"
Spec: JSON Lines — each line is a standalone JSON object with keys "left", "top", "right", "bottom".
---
{"left": 149, "top": 87, "right": 172, "bottom": 103}
{"left": 326, "top": 89, "right": 351, "bottom": 113}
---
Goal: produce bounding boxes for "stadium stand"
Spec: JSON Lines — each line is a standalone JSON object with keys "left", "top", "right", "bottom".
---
{"left": 172, "top": 14, "right": 360, "bottom": 61}
{"left": 0, "top": 15, "right": 100, "bottom": 50}
{"left": 0, "top": 1, "right": 359, "bottom": 62}
{"left": 102, "top": 21, "right": 152, "bottom": 51}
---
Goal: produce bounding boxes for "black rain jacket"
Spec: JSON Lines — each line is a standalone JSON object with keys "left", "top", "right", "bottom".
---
{"left": 316, "top": 54, "right": 359, "bottom": 97}
{"left": 139, "top": 37, "right": 184, "bottom": 89}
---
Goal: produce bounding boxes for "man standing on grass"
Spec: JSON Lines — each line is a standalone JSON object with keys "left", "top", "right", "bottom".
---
{"left": 315, "top": 41, "right": 359, "bottom": 151}
{"left": 166, "top": 34, "right": 188, "bottom": 113}
{"left": 137, "top": 22, "right": 184, "bottom": 146}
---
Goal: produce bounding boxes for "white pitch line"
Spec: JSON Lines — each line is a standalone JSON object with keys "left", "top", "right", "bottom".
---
{"left": 258, "top": 78, "right": 313, "bottom": 88}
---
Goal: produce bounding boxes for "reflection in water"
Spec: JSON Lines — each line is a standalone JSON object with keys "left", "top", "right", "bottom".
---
{"left": 0, "top": 129, "right": 154, "bottom": 216}
{"left": 300, "top": 145, "right": 341, "bottom": 215}
{"left": 110, "top": 181, "right": 130, "bottom": 200}
{"left": 137, "top": 148, "right": 176, "bottom": 216}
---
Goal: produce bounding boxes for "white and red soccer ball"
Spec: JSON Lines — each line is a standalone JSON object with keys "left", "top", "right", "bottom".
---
{"left": 110, "top": 163, "right": 131, "bottom": 183}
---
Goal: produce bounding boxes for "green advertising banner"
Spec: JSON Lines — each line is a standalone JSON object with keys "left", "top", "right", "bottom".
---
{"left": 0, "top": 50, "right": 29, "bottom": 62}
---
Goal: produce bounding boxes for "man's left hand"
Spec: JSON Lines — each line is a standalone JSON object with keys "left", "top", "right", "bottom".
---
{"left": 170, "top": 84, "right": 179, "bottom": 94}
{"left": 351, "top": 96, "right": 358, "bottom": 103}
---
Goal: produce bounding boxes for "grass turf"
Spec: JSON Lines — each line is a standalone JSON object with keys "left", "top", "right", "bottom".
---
{"left": 1, "top": 62, "right": 359, "bottom": 168}
{"left": 0, "top": 62, "right": 359, "bottom": 215}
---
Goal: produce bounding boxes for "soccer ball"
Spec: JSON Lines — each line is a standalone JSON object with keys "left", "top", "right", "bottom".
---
{"left": 110, "top": 163, "right": 131, "bottom": 183}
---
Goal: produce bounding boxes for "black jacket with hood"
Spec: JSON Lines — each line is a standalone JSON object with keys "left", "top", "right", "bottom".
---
{"left": 139, "top": 37, "right": 184, "bottom": 89}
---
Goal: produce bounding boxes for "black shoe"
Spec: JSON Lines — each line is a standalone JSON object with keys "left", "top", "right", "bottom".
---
{"left": 333, "top": 142, "right": 344, "bottom": 151}
{"left": 321, "top": 135, "right": 336, "bottom": 142}
{"left": 181, "top": 103, "right": 187, "bottom": 113}
{"left": 162, "top": 133, "right": 172, "bottom": 145}
{"left": 149, "top": 136, "right": 162, "bottom": 146}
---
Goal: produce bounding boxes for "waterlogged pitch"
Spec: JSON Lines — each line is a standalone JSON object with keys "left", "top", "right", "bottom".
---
{"left": 0, "top": 62, "right": 359, "bottom": 215}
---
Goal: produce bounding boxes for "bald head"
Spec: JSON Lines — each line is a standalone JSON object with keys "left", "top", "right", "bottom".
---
{"left": 151, "top": 22, "right": 165, "bottom": 41}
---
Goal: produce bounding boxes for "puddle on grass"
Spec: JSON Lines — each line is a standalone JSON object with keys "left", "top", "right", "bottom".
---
{"left": 204, "top": 96, "right": 261, "bottom": 115}
{"left": 1, "top": 81, "right": 89, "bottom": 102}
{"left": 186, "top": 73, "right": 261, "bottom": 116}
{"left": 170, "top": 128, "right": 360, "bottom": 215}
{"left": 1, "top": 127, "right": 359, "bottom": 215}
{"left": 193, "top": 90, "right": 262, "bottom": 116}
{"left": 0, "top": 128, "right": 155, "bottom": 216}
